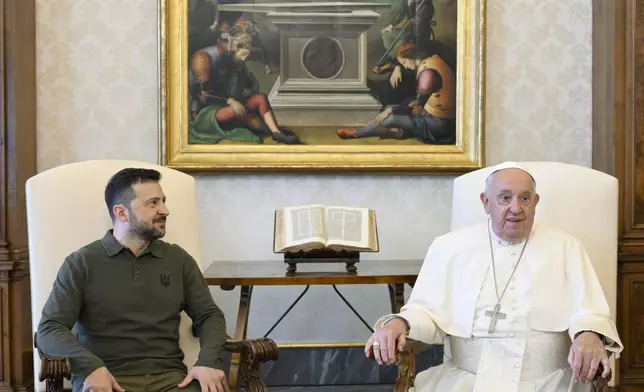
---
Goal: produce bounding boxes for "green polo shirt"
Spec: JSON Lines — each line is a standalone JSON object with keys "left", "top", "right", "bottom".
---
{"left": 36, "top": 230, "right": 227, "bottom": 382}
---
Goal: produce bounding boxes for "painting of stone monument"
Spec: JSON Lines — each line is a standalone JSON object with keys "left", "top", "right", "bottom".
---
{"left": 160, "top": 0, "right": 484, "bottom": 173}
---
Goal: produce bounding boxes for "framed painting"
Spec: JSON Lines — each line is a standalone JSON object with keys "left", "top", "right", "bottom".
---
{"left": 159, "top": 0, "right": 486, "bottom": 173}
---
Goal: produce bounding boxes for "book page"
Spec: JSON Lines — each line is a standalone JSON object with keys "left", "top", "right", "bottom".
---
{"left": 325, "top": 206, "right": 370, "bottom": 249}
{"left": 367, "top": 210, "right": 379, "bottom": 251}
{"left": 282, "top": 204, "right": 327, "bottom": 250}
{"left": 273, "top": 209, "right": 286, "bottom": 252}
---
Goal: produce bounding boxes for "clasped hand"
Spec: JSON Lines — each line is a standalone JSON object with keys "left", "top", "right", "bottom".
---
{"left": 569, "top": 331, "right": 611, "bottom": 383}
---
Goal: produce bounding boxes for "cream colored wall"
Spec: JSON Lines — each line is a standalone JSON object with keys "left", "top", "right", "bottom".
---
{"left": 35, "top": 0, "right": 592, "bottom": 343}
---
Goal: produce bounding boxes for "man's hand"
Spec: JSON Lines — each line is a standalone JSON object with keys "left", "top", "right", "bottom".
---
{"left": 389, "top": 66, "right": 402, "bottom": 89}
{"left": 199, "top": 90, "right": 209, "bottom": 104}
{"left": 365, "top": 318, "right": 407, "bottom": 365}
{"left": 569, "top": 331, "right": 611, "bottom": 383}
{"left": 381, "top": 24, "right": 393, "bottom": 33}
{"left": 375, "top": 108, "right": 393, "bottom": 125}
{"left": 82, "top": 366, "right": 124, "bottom": 392}
{"left": 178, "top": 366, "right": 229, "bottom": 392}
{"left": 226, "top": 98, "right": 246, "bottom": 116}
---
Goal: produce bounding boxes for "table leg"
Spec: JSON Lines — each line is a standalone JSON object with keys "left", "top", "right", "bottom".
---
{"left": 229, "top": 285, "right": 253, "bottom": 391}
{"left": 388, "top": 283, "right": 405, "bottom": 314}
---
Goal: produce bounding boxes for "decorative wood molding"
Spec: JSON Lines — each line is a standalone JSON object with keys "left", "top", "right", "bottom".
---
{"left": 0, "top": 0, "right": 37, "bottom": 390}
{"left": 0, "top": 251, "right": 29, "bottom": 264}
{"left": 612, "top": 0, "right": 644, "bottom": 389}
{"left": 593, "top": 0, "right": 616, "bottom": 175}
{"left": 617, "top": 270, "right": 644, "bottom": 384}
{"left": 614, "top": 0, "right": 628, "bottom": 241}
{"left": 614, "top": 0, "right": 643, "bottom": 251}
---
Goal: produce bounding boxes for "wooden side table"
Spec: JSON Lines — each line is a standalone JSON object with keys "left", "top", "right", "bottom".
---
{"left": 204, "top": 259, "right": 424, "bottom": 390}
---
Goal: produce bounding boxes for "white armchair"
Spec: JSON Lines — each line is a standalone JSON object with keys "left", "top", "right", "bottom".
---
{"left": 394, "top": 161, "right": 617, "bottom": 392}
{"left": 25, "top": 159, "right": 278, "bottom": 392}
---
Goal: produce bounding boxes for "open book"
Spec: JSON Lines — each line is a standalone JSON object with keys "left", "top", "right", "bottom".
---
{"left": 273, "top": 204, "right": 379, "bottom": 253}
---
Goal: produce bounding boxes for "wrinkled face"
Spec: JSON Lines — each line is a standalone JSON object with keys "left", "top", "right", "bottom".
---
{"left": 397, "top": 57, "right": 417, "bottom": 70}
{"left": 115, "top": 182, "right": 169, "bottom": 241}
{"left": 480, "top": 168, "right": 539, "bottom": 243}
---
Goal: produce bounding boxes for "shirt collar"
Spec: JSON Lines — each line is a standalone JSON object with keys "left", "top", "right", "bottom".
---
{"left": 101, "top": 230, "right": 164, "bottom": 258}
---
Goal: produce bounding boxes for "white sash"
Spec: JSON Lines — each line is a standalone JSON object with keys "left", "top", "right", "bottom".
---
{"left": 449, "top": 332, "right": 570, "bottom": 392}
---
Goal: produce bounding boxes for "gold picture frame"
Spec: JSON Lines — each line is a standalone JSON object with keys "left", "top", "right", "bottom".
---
{"left": 158, "top": 0, "right": 486, "bottom": 174}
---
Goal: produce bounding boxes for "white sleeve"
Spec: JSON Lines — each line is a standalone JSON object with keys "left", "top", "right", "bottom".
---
{"left": 565, "top": 239, "right": 623, "bottom": 357}
{"left": 374, "top": 237, "right": 448, "bottom": 345}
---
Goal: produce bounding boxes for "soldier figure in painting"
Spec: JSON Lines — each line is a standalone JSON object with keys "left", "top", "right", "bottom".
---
{"left": 188, "top": 28, "right": 301, "bottom": 145}
{"left": 337, "top": 42, "right": 456, "bottom": 145}
{"left": 372, "top": 0, "right": 436, "bottom": 73}
{"left": 368, "top": 0, "right": 437, "bottom": 109}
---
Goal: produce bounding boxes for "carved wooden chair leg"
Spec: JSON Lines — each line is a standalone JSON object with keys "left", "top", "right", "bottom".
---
{"left": 394, "top": 349, "right": 416, "bottom": 392}
{"left": 590, "top": 363, "right": 608, "bottom": 392}
{"left": 46, "top": 377, "right": 63, "bottom": 392}
{"left": 43, "top": 358, "right": 71, "bottom": 392}
{"left": 224, "top": 338, "right": 279, "bottom": 392}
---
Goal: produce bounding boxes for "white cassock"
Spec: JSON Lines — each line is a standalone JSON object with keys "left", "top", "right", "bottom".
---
{"left": 376, "top": 221, "right": 623, "bottom": 392}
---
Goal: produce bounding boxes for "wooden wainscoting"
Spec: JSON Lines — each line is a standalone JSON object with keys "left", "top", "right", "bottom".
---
{"left": 618, "top": 262, "right": 644, "bottom": 389}
{"left": 0, "top": 0, "right": 37, "bottom": 391}
{"left": 613, "top": 0, "right": 644, "bottom": 389}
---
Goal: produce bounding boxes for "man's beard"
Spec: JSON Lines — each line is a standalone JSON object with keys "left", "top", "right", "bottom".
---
{"left": 128, "top": 214, "right": 166, "bottom": 241}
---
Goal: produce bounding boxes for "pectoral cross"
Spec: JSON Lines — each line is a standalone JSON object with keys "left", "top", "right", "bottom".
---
{"left": 484, "top": 303, "right": 506, "bottom": 333}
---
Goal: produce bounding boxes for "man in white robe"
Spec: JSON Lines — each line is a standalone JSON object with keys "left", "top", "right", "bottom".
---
{"left": 365, "top": 162, "right": 623, "bottom": 391}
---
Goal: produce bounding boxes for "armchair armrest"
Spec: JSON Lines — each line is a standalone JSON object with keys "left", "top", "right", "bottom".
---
{"left": 393, "top": 338, "right": 610, "bottom": 392}
{"left": 223, "top": 338, "right": 279, "bottom": 392}
{"left": 34, "top": 333, "right": 279, "bottom": 392}
{"left": 34, "top": 333, "right": 72, "bottom": 392}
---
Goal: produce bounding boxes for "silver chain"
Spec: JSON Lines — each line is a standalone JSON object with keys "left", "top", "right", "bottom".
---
{"left": 487, "top": 219, "right": 529, "bottom": 303}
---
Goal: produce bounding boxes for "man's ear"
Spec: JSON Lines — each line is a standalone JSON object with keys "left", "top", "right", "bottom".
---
{"left": 480, "top": 192, "right": 491, "bottom": 214}
{"left": 112, "top": 204, "right": 129, "bottom": 223}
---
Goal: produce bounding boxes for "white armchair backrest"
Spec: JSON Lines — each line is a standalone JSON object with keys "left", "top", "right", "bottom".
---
{"left": 450, "top": 161, "right": 618, "bottom": 325}
{"left": 26, "top": 159, "right": 202, "bottom": 391}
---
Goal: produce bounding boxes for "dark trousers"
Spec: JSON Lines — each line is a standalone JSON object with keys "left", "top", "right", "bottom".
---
{"left": 73, "top": 369, "right": 201, "bottom": 392}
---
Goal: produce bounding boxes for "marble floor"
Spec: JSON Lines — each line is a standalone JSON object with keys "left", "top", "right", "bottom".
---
{"left": 270, "top": 386, "right": 392, "bottom": 391}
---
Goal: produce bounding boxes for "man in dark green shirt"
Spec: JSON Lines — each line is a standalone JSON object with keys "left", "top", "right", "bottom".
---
{"left": 37, "top": 168, "right": 229, "bottom": 392}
